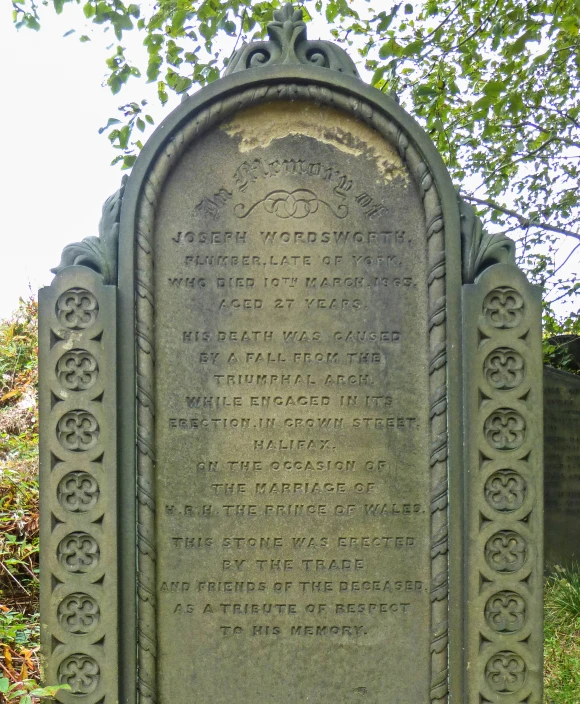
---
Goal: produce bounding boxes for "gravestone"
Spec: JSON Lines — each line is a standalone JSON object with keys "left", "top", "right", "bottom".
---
{"left": 38, "top": 5, "right": 544, "bottom": 703}
{"left": 544, "top": 366, "right": 580, "bottom": 568}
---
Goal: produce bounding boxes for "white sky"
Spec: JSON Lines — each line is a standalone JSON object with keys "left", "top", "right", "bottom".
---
{"left": 0, "top": 3, "right": 173, "bottom": 319}
{"left": 1, "top": 4, "right": 577, "bottom": 321}
{"left": 0, "top": 3, "right": 325, "bottom": 320}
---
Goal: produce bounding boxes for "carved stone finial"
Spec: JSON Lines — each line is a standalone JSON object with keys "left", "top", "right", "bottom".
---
{"left": 51, "top": 176, "right": 127, "bottom": 285}
{"left": 224, "top": 3, "right": 360, "bottom": 77}
{"left": 460, "top": 196, "right": 516, "bottom": 283}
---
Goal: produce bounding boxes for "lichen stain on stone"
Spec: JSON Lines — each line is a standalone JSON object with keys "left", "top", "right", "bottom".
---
{"left": 221, "top": 102, "right": 408, "bottom": 183}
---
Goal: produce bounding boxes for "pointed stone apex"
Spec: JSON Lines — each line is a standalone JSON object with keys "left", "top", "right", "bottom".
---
{"left": 224, "top": 3, "right": 359, "bottom": 77}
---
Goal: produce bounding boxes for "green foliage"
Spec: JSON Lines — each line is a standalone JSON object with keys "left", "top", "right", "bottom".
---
{"left": 11, "top": 0, "right": 580, "bottom": 333}
{"left": 0, "top": 299, "right": 37, "bottom": 410}
{"left": 0, "top": 299, "right": 40, "bottom": 699}
{"left": 0, "top": 463, "right": 39, "bottom": 596}
{"left": 351, "top": 0, "right": 580, "bottom": 324}
{"left": 0, "top": 610, "right": 38, "bottom": 651}
{"left": 546, "top": 564, "right": 580, "bottom": 626}
{"left": 0, "top": 676, "right": 70, "bottom": 704}
{"left": 544, "top": 565, "right": 580, "bottom": 701}
{"left": 542, "top": 302, "right": 580, "bottom": 372}
{"left": 98, "top": 99, "right": 152, "bottom": 169}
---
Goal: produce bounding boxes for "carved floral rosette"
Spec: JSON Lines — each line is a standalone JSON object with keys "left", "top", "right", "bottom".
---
{"left": 39, "top": 267, "right": 118, "bottom": 703}
{"left": 463, "top": 265, "right": 543, "bottom": 703}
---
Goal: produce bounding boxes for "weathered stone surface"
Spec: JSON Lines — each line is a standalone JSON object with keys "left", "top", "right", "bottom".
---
{"left": 38, "top": 5, "right": 546, "bottom": 704}
{"left": 463, "top": 267, "right": 544, "bottom": 702}
{"left": 153, "top": 100, "right": 433, "bottom": 704}
{"left": 38, "top": 266, "right": 118, "bottom": 704}
{"left": 544, "top": 366, "right": 580, "bottom": 567}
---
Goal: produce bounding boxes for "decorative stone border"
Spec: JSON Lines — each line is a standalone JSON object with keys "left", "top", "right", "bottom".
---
{"left": 463, "top": 265, "right": 543, "bottom": 703}
{"left": 39, "top": 267, "right": 118, "bottom": 704}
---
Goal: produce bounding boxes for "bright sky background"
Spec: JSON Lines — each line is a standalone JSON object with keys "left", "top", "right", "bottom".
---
{"left": 1, "top": 3, "right": 577, "bottom": 320}
{"left": 0, "top": 2, "right": 334, "bottom": 320}
{"left": 0, "top": 3, "right": 174, "bottom": 320}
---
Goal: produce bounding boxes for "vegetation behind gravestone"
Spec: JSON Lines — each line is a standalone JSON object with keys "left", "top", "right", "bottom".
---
{"left": 0, "top": 298, "right": 42, "bottom": 702}
{"left": 543, "top": 325, "right": 580, "bottom": 375}
{"left": 544, "top": 565, "right": 580, "bottom": 702}
{"left": 0, "top": 295, "right": 72, "bottom": 703}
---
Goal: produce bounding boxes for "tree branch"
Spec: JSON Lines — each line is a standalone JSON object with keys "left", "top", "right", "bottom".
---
{"left": 463, "top": 195, "right": 580, "bottom": 242}
{"left": 504, "top": 121, "right": 580, "bottom": 150}
{"left": 422, "top": 1, "right": 462, "bottom": 41}
{"left": 453, "top": 0, "right": 500, "bottom": 51}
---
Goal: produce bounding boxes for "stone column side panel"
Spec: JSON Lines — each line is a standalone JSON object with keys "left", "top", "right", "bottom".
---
{"left": 462, "top": 264, "right": 543, "bottom": 704}
{"left": 39, "top": 266, "right": 118, "bottom": 704}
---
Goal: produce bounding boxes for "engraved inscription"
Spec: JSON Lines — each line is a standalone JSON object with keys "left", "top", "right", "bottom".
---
{"left": 484, "top": 531, "right": 527, "bottom": 573}
{"left": 484, "top": 409, "right": 526, "bottom": 451}
{"left": 484, "top": 591, "right": 526, "bottom": 633}
{"left": 483, "top": 287, "right": 524, "bottom": 329}
{"left": 483, "top": 347, "right": 524, "bottom": 390}
{"left": 195, "top": 189, "right": 233, "bottom": 219}
{"left": 153, "top": 100, "right": 434, "bottom": 704}
{"left": 543, "top": 368, "right": 580, "bottom": 566}
{"left": 56, "top": 350, "right": 99, "bottom": 391}
{"left": 56, "top": 288, "right": 99, "bottom": 330}
{"left": 57, "top": 593, "right": 101, "bottom": 634}
{"left": 57, "top": 411, "right": 100, "bottom": 452}
{"left": 57, "top": 471, "right": 100, "bottom": 512}
{"left": 58, "top": 654, "right": 101, "bottom": 694}
{"left": 58, "top": 532, "right": 100, "bottom": 573}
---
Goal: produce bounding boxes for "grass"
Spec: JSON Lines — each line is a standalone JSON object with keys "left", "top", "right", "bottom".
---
{"left": 0, "top": 298, "right": 579, "bottom": 702}
{"left": 545, "top": 565, "right": 580, "bottom": 702}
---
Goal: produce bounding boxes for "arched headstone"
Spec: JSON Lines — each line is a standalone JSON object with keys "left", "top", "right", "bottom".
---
{"left": 40, "top": 5, "right": 544, "bottom": 703}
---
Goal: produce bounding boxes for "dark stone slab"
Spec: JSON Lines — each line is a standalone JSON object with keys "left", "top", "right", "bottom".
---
{"left": 544, "top": 366, "right": 580, "bottom": 567}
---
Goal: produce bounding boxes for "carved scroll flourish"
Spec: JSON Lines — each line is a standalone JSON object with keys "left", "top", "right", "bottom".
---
{"left": 234, "top": 189, "right": 348, "bottom": 219}
{"left": 224, "top": 3, "right": 359, "bottom": 77}
{"left": 51, "top": 176, "right": 127, "bottom": 285}
{"left": 135, "top": 83, "right": 450, "bottom": 704}
{"left": 459, "top": 197, "right": 516, "bottom": 283}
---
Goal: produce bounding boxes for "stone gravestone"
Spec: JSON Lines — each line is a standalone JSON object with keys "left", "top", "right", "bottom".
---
{"left": 544, "top": 366, "right": 580, "bottom": 568}
{"left": 38, "top": 5, "right": 544, "bottom": 703}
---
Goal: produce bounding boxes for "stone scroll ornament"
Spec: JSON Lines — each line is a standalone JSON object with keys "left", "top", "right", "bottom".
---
{"left": 224, "top": 3, "right": 360, "bottom": 76}
{"left": 39, "top": 4, "right": 543, "bottom": 704}
{"left": 51, "top": 176, "right": 127, "bottom": 284}
{"left": 459, "top": 197, "right": 516, "bottom": 284}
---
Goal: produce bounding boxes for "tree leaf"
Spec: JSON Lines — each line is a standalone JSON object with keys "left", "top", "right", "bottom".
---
{"left": 98, "top": 117, "right": 121, "bottom": 134}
